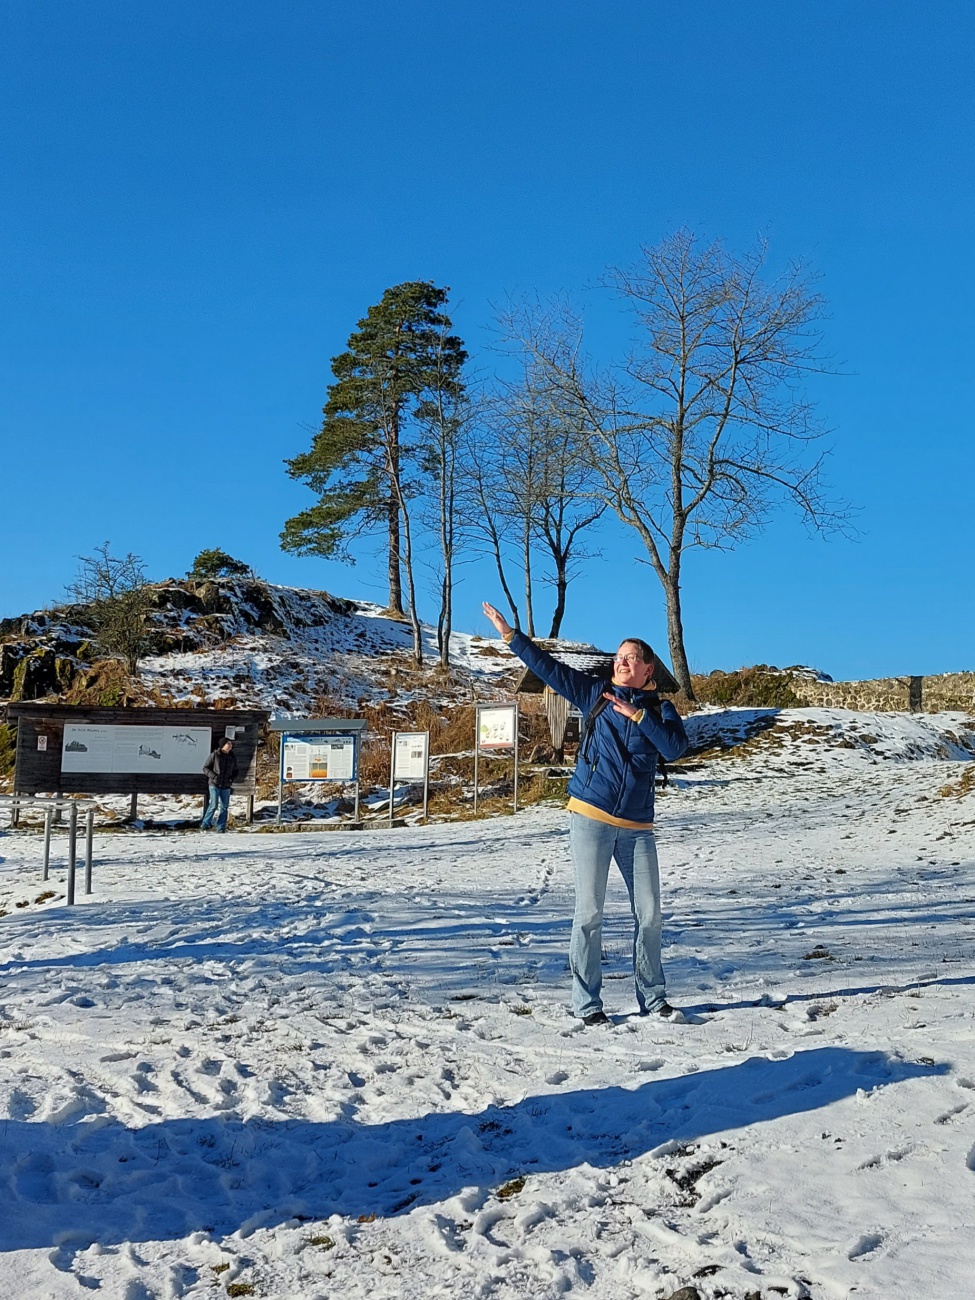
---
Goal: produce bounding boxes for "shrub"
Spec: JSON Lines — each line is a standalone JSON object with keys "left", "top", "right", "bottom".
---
{"left": 691, "top": 666, "right": 803, "bottom": 709}
{"left": 0, "top": 723, "right": 15, "bottom": 779}
{"left": 188, "top": 549, "right": 251, "bottom": 580}
{"left": 67, "top": 543, "right": 153, "bottom": 673}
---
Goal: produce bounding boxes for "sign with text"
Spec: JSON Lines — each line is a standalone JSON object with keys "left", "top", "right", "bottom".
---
{"left": 61, "top": 724, "right": 212, "bottom": 775}
{"left": 392, "top": 731, "right": 429, "bottom": 781}
{"left": 280, "top": 733, "right": 358, "bottom": 783}
{"left": 476, "top": 705, "right": 517, "bottom": 751}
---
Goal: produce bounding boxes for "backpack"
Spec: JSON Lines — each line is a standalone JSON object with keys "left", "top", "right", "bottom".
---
{"left": 580, "top": 683, "right": 669, "bottom": 787}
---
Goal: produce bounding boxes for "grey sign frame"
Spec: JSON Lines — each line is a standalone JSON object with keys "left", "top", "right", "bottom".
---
{"left": 269, "top": 717, "right": 367, "bottom": 824}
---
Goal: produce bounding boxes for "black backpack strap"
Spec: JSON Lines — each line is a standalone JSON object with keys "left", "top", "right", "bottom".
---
{"left": 582, "top": 686, "right": 669, "bottom": 786}
{"left": 580, "top": 684, "right": 613, "bottom": 760}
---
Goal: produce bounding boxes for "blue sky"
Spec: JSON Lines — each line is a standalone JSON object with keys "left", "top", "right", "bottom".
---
{"left": 2, "top": 1, "right": 972, "bottom": 680}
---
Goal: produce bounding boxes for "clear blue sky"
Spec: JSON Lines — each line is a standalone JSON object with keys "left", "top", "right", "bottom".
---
{"left": 2, "top": 1, "right": 972, "bottom": 680}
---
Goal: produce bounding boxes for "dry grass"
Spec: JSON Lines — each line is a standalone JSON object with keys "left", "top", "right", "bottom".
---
{"left": 938, "top": 766, "right": 975, "bottom": 799}
{"left": 689, "top": 666, "right": 804, "bottom": 709}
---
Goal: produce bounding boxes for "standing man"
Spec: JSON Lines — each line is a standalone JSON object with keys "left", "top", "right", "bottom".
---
{"left": 482, "top": 602, "right": 689, "bottom": 1026}
{"left": 201, "top": 738, "right": 238, "bottom": 832}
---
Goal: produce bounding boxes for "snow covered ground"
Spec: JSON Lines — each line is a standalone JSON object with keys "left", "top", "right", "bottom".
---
{"left": 1, "top": 708, "right": 974, "bottom": 1299}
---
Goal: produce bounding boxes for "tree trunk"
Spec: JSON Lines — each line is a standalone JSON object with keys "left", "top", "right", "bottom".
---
{"left": 397, "top": 500, "right": 423, "bottom": 667}
{"left": 548, "top": 565, "right": 567, "bottom": 637}
{"left": 385, "top": 404, "right": 404, "bottom": 617}
{"left": 386, "top": 495, "right": 404, "bottom": 616}
{"left": 523, "top": 518, "right": 535, "bottom": 637}
{"left": 438, "top": 571, "right": 452, "bottom": 669}
{"left": 663, "top": 571, "right": 695, "bottom": 700}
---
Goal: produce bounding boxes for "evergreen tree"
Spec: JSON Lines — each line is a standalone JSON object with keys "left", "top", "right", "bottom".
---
{"left": 281, "top": 282, "right": 467, "bottom": 622}
{"left": 188, "top": 548, "right": 251, "bottom": 580}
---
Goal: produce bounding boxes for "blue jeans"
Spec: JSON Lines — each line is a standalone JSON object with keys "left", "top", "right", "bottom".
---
{"left": 201, "top": 786, "right": 231, "bottom": 831}
{"left": 568, "top": 812, "right": 665, "bottom": 1017}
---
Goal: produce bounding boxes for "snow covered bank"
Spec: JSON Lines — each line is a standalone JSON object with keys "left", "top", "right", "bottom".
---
{"left": 1, "top": 711, "right": 973, "bottom": 1298}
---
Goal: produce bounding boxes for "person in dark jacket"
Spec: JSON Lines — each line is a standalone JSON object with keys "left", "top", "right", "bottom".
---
{"left": 482, "top": 602, "right": 689, "bottom": 1026}
{"left": 201, "top": 739, "right": 239, "bottom": 832}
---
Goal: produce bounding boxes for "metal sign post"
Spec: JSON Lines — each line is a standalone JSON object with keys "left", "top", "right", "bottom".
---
{"left": 66, "top": 802, "right": 78, "bottom": 906}
{"left": 84, "top": 806, "right": 94, "bottom": 894}
{"left": 43, "top": 807, "right": 53, "bottom": 881}
{"left": 474, "top": 703, "right": 519, "bottom": 816}
{"left": 389, "top": 731, "right": 430, "bottom": 825}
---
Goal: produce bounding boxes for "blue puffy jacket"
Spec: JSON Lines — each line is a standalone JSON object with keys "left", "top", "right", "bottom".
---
{"left": 509, "top": 630, "right": 688, "bottom": 824}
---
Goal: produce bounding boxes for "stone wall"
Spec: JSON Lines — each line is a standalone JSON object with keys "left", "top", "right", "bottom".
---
{"left": 791, "top": 672, "right": 975, "bottom": 713}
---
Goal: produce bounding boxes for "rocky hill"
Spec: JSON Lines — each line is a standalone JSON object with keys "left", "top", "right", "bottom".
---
{"left": 0, "top": 578, "right": 548, "bottom": 716}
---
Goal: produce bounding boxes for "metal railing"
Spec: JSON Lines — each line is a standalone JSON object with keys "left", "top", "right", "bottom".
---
{"left": 0, "top": 795, "right": 96, "bottom": 905}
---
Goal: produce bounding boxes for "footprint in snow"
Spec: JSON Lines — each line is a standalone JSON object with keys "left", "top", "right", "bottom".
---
{"left": 848, "top": 1230, "right": 886, "bottom": 1259}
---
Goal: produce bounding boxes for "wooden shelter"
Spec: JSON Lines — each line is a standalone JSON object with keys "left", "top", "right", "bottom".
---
{"left": 7, "top": 704, "right": 268, "bottom": 798}
{"left": 512, "top": 642, "right": 680, "bottom": 757}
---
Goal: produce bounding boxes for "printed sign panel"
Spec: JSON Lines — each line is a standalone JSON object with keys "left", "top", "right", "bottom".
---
{"left": 477, "top": 705, "right": 517, "bottom": 750}
{"left": 281, "top": 734, "right": 358, "bottom": 782}
{"left": 61, "top": 725, "right": 212, "bottom": 774}
{"left": 393, "top": 732, "right": 428, "bottom": 781}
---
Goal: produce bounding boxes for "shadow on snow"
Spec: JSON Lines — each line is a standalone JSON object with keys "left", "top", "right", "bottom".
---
{"left": 0, "top": 1046, "right": 943, "bottom": 1252}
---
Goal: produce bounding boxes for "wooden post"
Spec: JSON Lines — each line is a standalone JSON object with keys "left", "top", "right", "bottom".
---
{"left": 129, "top": 792, "right": 138, "bottom": 822}
{"left": 909, "top": 676, "right": 923, "bottom": 712}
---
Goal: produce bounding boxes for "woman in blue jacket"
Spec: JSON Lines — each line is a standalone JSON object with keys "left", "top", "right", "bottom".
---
{"left": 483, "top": 602, "right": 689, "bottom": 1026}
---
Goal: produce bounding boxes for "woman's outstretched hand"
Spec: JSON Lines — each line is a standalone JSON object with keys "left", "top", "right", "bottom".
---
{"left": 482, "top": 602, "right": 513, "bottom": 638}
{"left": 603, "top": 691, "right": 642, "bottom": 719}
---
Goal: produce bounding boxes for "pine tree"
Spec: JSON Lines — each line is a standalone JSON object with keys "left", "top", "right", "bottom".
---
{"left": 281, "top": 282, "right": 467, "bottom": 624}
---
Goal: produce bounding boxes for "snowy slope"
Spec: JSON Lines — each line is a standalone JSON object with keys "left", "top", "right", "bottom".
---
{"left": 139, "top": 592, "right": 521, "bottom": 713}
{"left": 3, "top": 578, "right": 600, "bottom": 714}
{"left": 1, "top": 708, "right": 974, "bottom": 1299}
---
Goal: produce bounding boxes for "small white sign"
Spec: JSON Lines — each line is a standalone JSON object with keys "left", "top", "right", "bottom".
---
{"left": 225, "top": 725, "right": 245, "bottom": 739}
{"left": 393, "top": 731, "right": 428, "bottom": 780}
{"left": 477, "top": 705, "right": 517, "bottom": 750}
{"left": 37, "top": 735, "right": 48, "bottom": 751}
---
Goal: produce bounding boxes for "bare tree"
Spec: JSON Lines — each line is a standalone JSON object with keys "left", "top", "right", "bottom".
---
{"left": 499, "top": 362, "right": 606, "bottom": 637}
{"left": 456, "top": 404, "right": 525, "bottom": 632}
{"left": 67, "top": 542, "right": 153, "bottom": 674}
{"left": 457, "top": 371, "right": 604, "bottom": 639}
{"left": 505, "top": 231, "right": 843, "bottom": 697}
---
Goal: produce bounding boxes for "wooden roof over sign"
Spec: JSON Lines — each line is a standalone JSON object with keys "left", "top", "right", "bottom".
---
{"left": 8, "top": 704, "right": 270, "bottom": 796}
{"left": 510, "top": 641, "right": 680, "bottom": 695}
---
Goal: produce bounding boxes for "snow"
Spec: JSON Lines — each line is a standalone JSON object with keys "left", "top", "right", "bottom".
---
{"left": 138, "top": 590, "right": 521, "bottom": 714}
{"left": 1, "top": 708, "right": 974, "bottom": 1299}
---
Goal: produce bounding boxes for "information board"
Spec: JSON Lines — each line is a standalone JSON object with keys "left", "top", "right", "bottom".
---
{"left": 476, "top": 705, "right": 517, "bottom": 750}
{"left": 61, "top": 724, "right": 212, "bottom": 775}
{"left": 393, "top": 732, "right": 429, "bottom": 780}
{"left": 280, "top": 734, "right": 358, "bottom": 782}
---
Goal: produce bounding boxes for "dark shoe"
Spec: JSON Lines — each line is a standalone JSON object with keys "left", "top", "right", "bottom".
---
{"left": 641, "top": 1001, "right": 677, "bottom": 1018}
{"left": 583, "top": 1010, "right": 610, "bottom": 1027}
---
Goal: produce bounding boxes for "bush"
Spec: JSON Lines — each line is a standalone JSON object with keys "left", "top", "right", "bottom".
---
{"left": 188, "top": 549, "right": 251, "bottom": 580}
{"left": 67, "top": 543, "right": 153, "bottom": 673}
{"left": 0, "top": 723, "right": 15, "bottom": 779}
{"left": 691, "top": 666, "right": 803, "bottom": 709}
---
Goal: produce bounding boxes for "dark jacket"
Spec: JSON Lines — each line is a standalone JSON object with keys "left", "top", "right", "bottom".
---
{"left": 509, "top": 630, "right": 688, "bottom": 824}
{"left": 203, "top": 748, "right": 239, "bottom": 789}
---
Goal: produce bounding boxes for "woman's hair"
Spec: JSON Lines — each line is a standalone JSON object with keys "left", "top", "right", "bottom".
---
{"left": 619, "top": 637, "right": 656, "bottom": 670}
